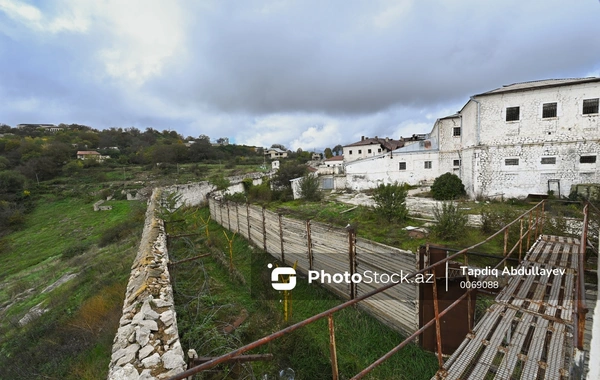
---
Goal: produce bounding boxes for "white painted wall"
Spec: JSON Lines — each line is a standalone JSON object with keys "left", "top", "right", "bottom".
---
{"left": 343, "top": 80, "right": 600, "bottom": 199}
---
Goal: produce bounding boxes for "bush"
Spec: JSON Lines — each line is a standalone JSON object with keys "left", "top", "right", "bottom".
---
{"left": 372, "top": 182, "right": 408, "bottom": 222}
{"left": 432, "top": 202, "right": 468, "bottom": 240}
{"left": 431, "top": 173, "right": 466, "bottom": 200}
{"left": 63, "top": 241, "right": 92, "bottom": 259}
{"left": 299, "top": 174, "right": 321, "bottom": 201}
{"left": 99, "top": 221, "right": 137, "bottom": 247}
{"left": 248, "top": 182, "right": 272, "bottom": 204}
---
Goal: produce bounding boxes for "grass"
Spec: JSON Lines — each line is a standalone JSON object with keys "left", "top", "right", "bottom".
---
{"left": 168, "top": 206, "right": 438, "bottom": 380}
{"left": 0, "top": 191, "right": 145, "bottom": 380}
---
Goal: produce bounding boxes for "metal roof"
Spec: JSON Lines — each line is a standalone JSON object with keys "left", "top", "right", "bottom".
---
{"left": 474, "top": 77, "right": 600, "bottom": 97}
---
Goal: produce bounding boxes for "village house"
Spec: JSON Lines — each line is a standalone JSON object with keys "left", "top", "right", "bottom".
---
{"left": 318, "top": 155, "right": 344, "bottom": 175}
{"left": 345, "top": 77, "right": 600, "bottom": 199}
{"left": 342, "top": 136, "right": 404, "bottom": 162}
{"left": 77, "top": 150, "right": 110, "bottom": 162}
{"left": 264, "top": 147, "right": 288, "bottom": 159}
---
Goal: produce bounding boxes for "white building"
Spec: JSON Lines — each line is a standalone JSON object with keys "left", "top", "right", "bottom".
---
{"left": 345, "top": 77, "right": 600, "bottom": 199}
{"left": 343, "top": 136, "right": 405, "bottom": 162}
{"left": 264, "top": 148, "right": 288, "bottom": 159}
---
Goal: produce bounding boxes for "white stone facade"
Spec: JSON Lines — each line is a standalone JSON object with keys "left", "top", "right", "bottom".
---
{"left": 345, "top": 78, "right": 600, "bottom": 198}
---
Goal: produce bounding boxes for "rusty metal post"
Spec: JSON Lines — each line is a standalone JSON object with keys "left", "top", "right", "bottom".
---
{"left": 540, "top": 200, "right": 546, "bottom": 234}
{"left": 348, "top": 228, "right": 357, "bottom": 299}
{"left": 527, "top": 211, "right": 533, "bottom": 251}
{"left": 306, "top": 220, "right": 313, "bottom": 270}
{"left": 279, "top": 214, "right": 285, "bottom": 263}
{"left": 464, "top": 251, "right": 472, "bottom": 332}
{"left": 576, "top": 203, "right": 590, "bottom": 350}
{"left": 236, "top": 202, "right": 240, "bottom": 233}
{"left": 503, "top": 228, "right": 509, "bottom": 268}
{"left": 246, "top": 203, "right": 251, "bottom": 242}
{"left": 328, "top": 314, "right": 339, "bottom": 380}
{"left": 226, "top": 201, "right": 231, "bottom": 231}
{"left": 519, "top": 218, "right": 524, "bottom": 262}
{"left": 429, "top": 245, "right": 445, "bottom": 370}
{"left": 262, "top": 206, "right": 267, "bottom": 251}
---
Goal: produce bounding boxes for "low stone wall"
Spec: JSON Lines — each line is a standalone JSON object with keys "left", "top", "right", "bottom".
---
{"left": 108, "top": 189, "right": 186, "bottom": 380}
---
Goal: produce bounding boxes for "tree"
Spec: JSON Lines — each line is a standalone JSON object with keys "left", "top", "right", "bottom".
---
{"left": 431, "top": 173, "right": 466, "bottom": 200}
{"left": 271, "top": 143, "right": 286, "bottom": 150}
{"left": 372, "top": 182, "right": 408, "bottom": 222}
{"left": 432, "top": 202, "right": 468, "bottom": 240}
{"left": 299, "top": 173, "right": 321, "bottom": 201}
{"left": 324, "top": 148, "right": 333, "bottom": 159}
{"left": 332, "top": 144, "right": 343, "bottom": 156}
{"left": 273, "top": 162, "right": 307, "bottom": 189}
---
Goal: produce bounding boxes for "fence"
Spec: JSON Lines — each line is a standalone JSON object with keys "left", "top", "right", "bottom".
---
{"left": 208, "top": 197, "right": 418, "bottom": 336}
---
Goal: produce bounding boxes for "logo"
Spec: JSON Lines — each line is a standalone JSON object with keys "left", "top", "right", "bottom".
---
{"left": 268, "top": 263, "right": 296, "bottom": 290}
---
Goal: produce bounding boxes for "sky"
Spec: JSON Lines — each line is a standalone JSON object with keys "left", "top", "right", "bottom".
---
{"left": 1, "top": 0, "right": 600, "bottom": 151}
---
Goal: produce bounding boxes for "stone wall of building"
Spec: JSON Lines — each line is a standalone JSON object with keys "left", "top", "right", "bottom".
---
{"left": 107, "top": 189, "right": 186, "bottom": 380}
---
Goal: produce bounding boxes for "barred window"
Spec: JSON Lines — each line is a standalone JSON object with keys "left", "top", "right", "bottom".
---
{"left": 542, "top": 102, "right": 557, "bottom": 118}
{"left": 424, "top": 161, "right": 432, "bottom": 169}
{"left": 358, "top": 150, "right": 362, "bottom": 154}
{"left": 399, "top": 162, "right": 407, "bottom": 170}
{"left": 506, "top": 106, "right": 520, "bottom": 121}
{"left": 583, "top": 98, "right": 599, "bottom": 115}
{"left": 541, "top": 157, "right": 556, "bottom": 165}
{"left": 580, "top": 155, "right": 597, "bottom": 164}
{"left": 453, "top": 127, "right": 461, "bottom": 136}
{"left": 505, "top": 158, "right": 519, "bottom": 166}
{"left": 453, "top": 159, "right": 461, "bottom": 167}
{"left": 368, "top": 149, "right": 372, "bottom": 154}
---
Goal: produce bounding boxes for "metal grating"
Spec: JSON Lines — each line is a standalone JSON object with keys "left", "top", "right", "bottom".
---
{"left": 434, "top": 235, "right": 578, "bottom": 379}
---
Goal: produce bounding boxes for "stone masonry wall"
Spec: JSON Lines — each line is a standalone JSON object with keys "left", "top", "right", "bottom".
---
{"left": 108, "top": 189, "right": 186, "bottom": 380}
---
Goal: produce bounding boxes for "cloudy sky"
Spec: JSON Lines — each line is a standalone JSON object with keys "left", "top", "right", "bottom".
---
{"left": 1, "top": 0, "right": 599, "bottom": 150}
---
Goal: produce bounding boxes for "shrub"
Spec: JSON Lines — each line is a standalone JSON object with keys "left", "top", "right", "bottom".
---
{"left": 432, "top": 202, "right": 468, "bottom": 240}
{"left": 298, "top": 174, "right": 321, "bottom": 201}
{"left": 99, "top": 221, "right": 137, "bottom": 247}
{"left": 248, "top": 182, "right": 272, "bottom": 204}
{"left": 431, "top": 173, "right": 466, "bottom": 200}
{"left": 372, "top": 182, "right": 408, "bottom": 222}
{"left": 63, "top": 241, "right": 92, "bottom": 259}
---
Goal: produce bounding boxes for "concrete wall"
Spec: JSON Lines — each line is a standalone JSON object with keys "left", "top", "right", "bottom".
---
{"left": 163, "top": 171, "right": 273, "bottom": 207}
{"left": 108, "top": 189, "right": 186, "bottom": 380}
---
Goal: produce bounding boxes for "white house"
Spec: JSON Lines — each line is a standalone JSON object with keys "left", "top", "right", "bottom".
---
{"left": 264, "top": 148, "right": 288, "bottom": 159}
{"left": 343, "top": 136, "right": 404, "bottom": 162}
{"left": 346, "top": 77, "right": 600, "bottom": 199}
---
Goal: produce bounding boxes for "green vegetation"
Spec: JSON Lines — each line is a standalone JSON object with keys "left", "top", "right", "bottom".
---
{"left": 431, "top": 172, "right": 466, "bottom": 200}
{"left": 298, "top": 173, "right": 322, "bottom": 201}
{"left": 166, "top": 206, "right": 438, "bottom": 380}
{"left": 372, "top": 182, "right": 409, "bottom": 222}
{"left": 0, "top": 190, "right": 145, "bottom": 379}
{"left": 432, "top": 202, "right": 468, "bottom": 240}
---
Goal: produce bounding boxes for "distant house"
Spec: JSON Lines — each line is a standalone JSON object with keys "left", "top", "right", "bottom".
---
{"left": 318, "top": 155, "right": 344, "bottom": 175}
{"left": 311, "top": 152, "right": 322, "bottom": 160}
{"left": 264, "top": 148, "right": 288, "bottom": 159}
{"left": 342, "top": 136, "right": 405, "bottom": 162}
{"left": 77, "top": 150, "right": 109, "bottom": 162}
{"left": 17, "top": 123, "right": 64, "bottom": 132}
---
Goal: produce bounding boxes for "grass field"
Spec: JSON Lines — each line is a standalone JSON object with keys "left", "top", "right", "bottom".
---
{"left": 168, "top": 206, "right": 439, "bottom": 380}
{"left": 0, "top": 193, "right": 145, "bottom": 379}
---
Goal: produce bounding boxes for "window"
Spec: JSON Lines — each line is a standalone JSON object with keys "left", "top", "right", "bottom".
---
{"left": 377, "top": 148, "right": 381, "bottom": 153}
{"left": 453, "top": 127, "right": 461, "bottom": 136}
{"left": 399, "top": 162, "right": 406, "bottom": 170}
{"left": 424, "top": 161, "right": 432, "bottom": 169}
{"left": 505, "top": 158, "right": 519, "bottom": 166}
{"left": 358, "top": 150, "right": 362, "bottom": 154}
{"left": 541, "top": 157, "right": 556, "bottom": 165}
{"left": 542, "top": 102, "right": 557, "bottom": 118}
{"left": 368, "top": 149, "right": 372, "bottom": 154}
{"left": 506, "top": 106, "right": 520, "bottom": 121}
{"left": 583, "top": 98, "right": 599, "bottom": 115}
{"left": 580, "top": 155, "right": 597, "bottom": 164}
{"left": 453, "top": 159, "right": 461, "bottom": 167}
{"left": 349, "top": 150, "right": 352, "bottom": 155}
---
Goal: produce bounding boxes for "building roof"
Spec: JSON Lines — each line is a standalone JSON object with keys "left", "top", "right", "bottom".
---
{"left": 325, "top": 155, "right": 344, "bottom": 162}
{"left": 266, "top": 147, "right": 286, "bottom": 153}
{"left": 77, "top": 150, "right": 100, "bottom": 155}
{"left": 474, "top": 77, "right": 600, "bottom": 97}
{"left": 344, "top": 136, "right": 404, "bottom": 151}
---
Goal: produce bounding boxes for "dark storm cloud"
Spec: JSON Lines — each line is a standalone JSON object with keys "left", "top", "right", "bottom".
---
{"left": 160, "top": 0, "right": 600, "bottom": 115}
